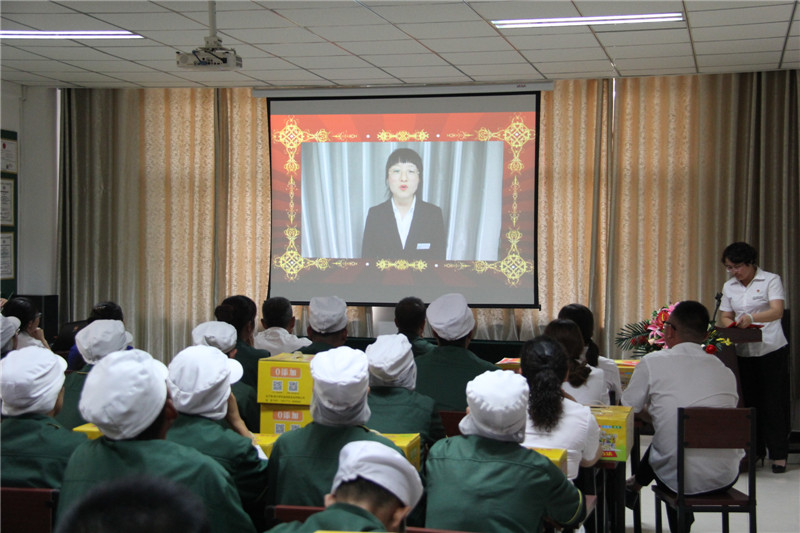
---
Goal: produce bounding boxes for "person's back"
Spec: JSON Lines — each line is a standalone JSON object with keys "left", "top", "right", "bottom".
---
{"left": 254, "top": 296, "right": 311, "bottom": 354}
{"left": 562, "top": 365, "right": 609, "bottom": 405}
{"left": 1, "top": 347, "right": 88, "bottom": 488}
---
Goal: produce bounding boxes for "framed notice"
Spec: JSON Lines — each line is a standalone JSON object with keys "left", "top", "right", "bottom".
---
{"left": 1, "top": 179, "right": 14, "bottom": 226}
{"left": 1, "top": 233, "right": 14, "bottom": 280}
{"left": 1, "top": 132, "right": 18, "bottom": 174}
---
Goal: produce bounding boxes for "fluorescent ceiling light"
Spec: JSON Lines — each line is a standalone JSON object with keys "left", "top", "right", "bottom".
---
{"left": 493, "top": 13, "right": 684, "bottom": 29}
{"left": 0, "top": 30, "right": 143, "bottom": 40}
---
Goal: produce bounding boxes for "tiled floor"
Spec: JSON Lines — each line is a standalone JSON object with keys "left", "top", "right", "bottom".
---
{"left": 625, "top": 436, "right": 800, "bottom": 533}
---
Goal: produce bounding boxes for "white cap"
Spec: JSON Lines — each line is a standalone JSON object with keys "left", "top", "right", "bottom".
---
{"left": 426, "top": 293, "right": 475, "bottom": 341}
{"left": 459, "top": 370, "right": 529, "bottom": 443}
{"left": 332, "top": 440, "right": 423, "bottom": 508}
{"left": 79, "top": 349, "right": 168, "bottom": 440}
{"left": 75, "top": 320, "right": 132, "bottom": 364}
{"left": 192, "top": 321, "right": 237, "bottom": 353}
{"left": 309, "top": 296, "right": 348, "bottom": 334}
{"left": 310, "top": 347, "right": 368, "bottom": 410}
{"left": 167, "top": 345, "right": 243, "bottom": 420}
{"left": 366, "top": 334, "right": 416, "bottom": 390}
{"left": 1, "top": 315, "right": 21, "bottom": 352}
{"left": 0, "top": 346, "right": 67, "bottom": 416}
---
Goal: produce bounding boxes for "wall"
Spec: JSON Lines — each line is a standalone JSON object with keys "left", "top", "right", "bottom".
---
{"left": 1, "top": 81, "right": 59, "bottom": 296}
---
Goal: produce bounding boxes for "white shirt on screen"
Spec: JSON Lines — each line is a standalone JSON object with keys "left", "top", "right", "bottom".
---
{"left": 391, "top": 196, "right": 416, "bottom": 249}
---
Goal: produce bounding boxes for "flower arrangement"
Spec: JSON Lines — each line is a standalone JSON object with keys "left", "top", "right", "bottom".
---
{"left": 615, "top": 301, "right": 732, "bottom": 358}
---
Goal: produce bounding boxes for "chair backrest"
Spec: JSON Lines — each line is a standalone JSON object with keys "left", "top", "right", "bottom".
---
{"left": 0, "top": 487, "right": 59, "bottom": 533}
{"left": 439, "top": 410, "right": 466, "bottom": 437}
{"left": 271, "top": 504, "right": 323, "bottom": 523}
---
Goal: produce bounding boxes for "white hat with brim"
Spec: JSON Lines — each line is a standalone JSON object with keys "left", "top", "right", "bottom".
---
{"left": 79, "top": 349, "right": 168, "bottom": 440}
{"left": 192, "top": 321, "right": 237, "bottom": 354}
{"left": 459, "top": 369, "right": 529, "bottom": 443}
{"left": 332, "top": 440, "right": 423, "bottom": 508}
{"left": 0, "top": 346, "right": 67, "bottom": 416}
{"left": 1, "top": 315, "right": 21, "bottom": 352}
{"left": 76, "top": 320, "right": 131, "bottom": 364}
{"left": 167, "top": 345, "right": 243, "bottom": 420}
{"left": 308, "top": 296, "right": 348, "bottom": 334}
{"left": 426, "top": 293, "right": 475, "bottom": 341}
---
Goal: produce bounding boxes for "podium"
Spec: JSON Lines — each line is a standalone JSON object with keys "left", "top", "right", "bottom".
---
{"left": 715, "top": 327, "right": 762, "bottom": 407}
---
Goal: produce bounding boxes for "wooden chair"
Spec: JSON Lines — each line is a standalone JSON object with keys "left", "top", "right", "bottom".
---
{"left": 438, "top": 410, "right": 466, "bottom": 437}
{"left": 652, "top": 407, "right": 756, "bottom": 533}
{"left": 0, "top": 487, "right": 59, "bottom": 533}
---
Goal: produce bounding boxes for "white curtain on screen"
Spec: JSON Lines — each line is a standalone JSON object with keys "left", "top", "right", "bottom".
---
{"left": 300, "top": 141, "right": 505, "bottom": 260}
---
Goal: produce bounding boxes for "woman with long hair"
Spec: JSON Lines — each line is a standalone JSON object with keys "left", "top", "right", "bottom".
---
{"left": 544, "top": 319, "right": 609, "bottom": 406}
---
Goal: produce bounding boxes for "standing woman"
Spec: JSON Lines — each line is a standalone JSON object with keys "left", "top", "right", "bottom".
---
{"left": 215, "top": 295, "right": 271, "bottom": 390}
{"left": 361, "top": 148, "right": 446, "bottom": 260}
{"left": 719, "top": 242, "right": 789, "bottom": 473}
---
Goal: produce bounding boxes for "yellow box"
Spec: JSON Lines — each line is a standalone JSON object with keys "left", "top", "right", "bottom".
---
{"left": 257, "top": 353, "right": 315, "bottom": 405}
{"left": 530, "top": 447, "right": 569, "bottom": 476}
{"left": 260, "top": 404, "right": 313, "bottom": 434}
{"left": 253, "top": 433, "right": 280, "bottom": 457}
{"left": 73, "top": 423, "right": 102, "bottom": 440}
{"left": 590, "top": 405, "right": 634, "bottom": 462}
{"left": 496, "top": 357, "right": 521, "bottom": 372}
{"left": 382, "top": 433, "right": 421, "bottom": 471}
{"left": 614, "top": 359, "right": 640, "bottom": 390}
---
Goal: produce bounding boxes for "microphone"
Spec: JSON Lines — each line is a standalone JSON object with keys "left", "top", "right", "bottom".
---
{"left": 711, "top": 292, "right": 723, "bottom": 326}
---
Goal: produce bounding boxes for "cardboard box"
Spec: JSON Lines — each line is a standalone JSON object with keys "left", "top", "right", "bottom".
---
{"left": 73, "top": 423, "right": 102, "bottom": 440}
{"left": 260, "top": 404, "right": 313, "bottom": 434}
{"left": 590, "top": 405, "right": 634, "bottom": 462}
{"left": 615, "top": 359, "right": 640, "bottom": 390}
{"left": 257, "top": 353, "right": 315, "bottom": 405}
{"left": 383, "top": 433, "right": 421, "bottom": 471}
{"left": 496, "top": 357, "right": 521, "bottom": 372}
{"left": 530, "top": 447, "right": 569, "bottom": 476}
{"left": 253, "top": 433, "right": 280, "bottom": 457}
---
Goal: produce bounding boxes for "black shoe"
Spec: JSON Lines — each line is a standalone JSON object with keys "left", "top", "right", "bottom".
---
{"left": 772, "top": 463, "right": 787, "bottom": 474}
{"left": 625, "top": 486, "right": 640, "bottom": 510}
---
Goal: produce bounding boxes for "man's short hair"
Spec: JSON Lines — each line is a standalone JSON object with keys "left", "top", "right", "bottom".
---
{"left": 721, "top": 242, "right": 758, "bottom": 266}
{"left": 669, "top": 301, "right": 710, "bottom": 340}
{"left": 334, "top": 476, "right": 404, "bottom": 514}
{"left": 394, "top": 297, "right": 426, "bottom": 336}
{"left": 262, "top": 297, "right": 293, "bottom": 329}
{"left": 55, "top": 476, "right": 210, "bottom": 533}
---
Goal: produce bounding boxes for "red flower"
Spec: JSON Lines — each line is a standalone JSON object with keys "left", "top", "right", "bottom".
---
{"left": 704, "top": 344, "right": 717, "bottom": 354}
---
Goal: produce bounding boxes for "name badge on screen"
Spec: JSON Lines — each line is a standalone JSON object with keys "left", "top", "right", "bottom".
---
{"left": 417, "top": 243, "right": 431, "bottom": 250}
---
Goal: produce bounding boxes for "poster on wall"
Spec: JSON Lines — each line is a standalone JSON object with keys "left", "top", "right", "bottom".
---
{"left": 1, "top": 179, "right": 14, "bottom": 226}
{"left": 1, "top": 233, "right": 14, "bottom": 280}
{"left": 1, "top": 135, "right": 18, "bottom": 174}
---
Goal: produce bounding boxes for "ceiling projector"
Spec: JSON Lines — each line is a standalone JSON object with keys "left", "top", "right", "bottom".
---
{"left": 176, "top": 47, "right": 242, "bottom": 71}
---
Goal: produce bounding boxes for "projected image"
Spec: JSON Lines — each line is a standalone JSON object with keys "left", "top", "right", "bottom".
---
{"left": 268, "top": 97, "right": 539, "bottom": 307}
{"left": 300, "top": 142, "right": 504, "bottom": 261}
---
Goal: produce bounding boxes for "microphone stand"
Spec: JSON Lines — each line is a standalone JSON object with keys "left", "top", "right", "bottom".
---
{"left": 710, "top": 292, "right": 723, "bottom": 328}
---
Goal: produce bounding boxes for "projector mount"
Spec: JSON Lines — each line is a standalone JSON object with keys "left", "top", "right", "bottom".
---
{"left": 176, "top": 1, "right": 242, "bottom": 70}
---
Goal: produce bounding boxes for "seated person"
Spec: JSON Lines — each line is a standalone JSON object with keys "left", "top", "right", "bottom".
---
{"left": 267, "top": 441, "right": 423, "bottom": 533}
{"left": 559, "top": 303, "right": 623, "bottom": 404}
{"left": 415, "top": 293, "right": 496, "bottom": 412}
{"left": 1, "top": 346, "right": 88, "bottom": 488}
{"left": 192, "top": 320, "right": 259, "bottom": 432}
{"left": 520, "top": 336, "right": 601, "bottom": 480}
{"left": 545, "top": 319, "right": 609, "bottom": 405}
{"left": 57, "top": 349, "right": 255, "bottom": 533}
{"left": 56, "top": 319, "right": 131, "bottom": 429}
{"left": 2, "top": 297, "right": 50, "bottom": 350}
{"left": 215, "top": 295, "right": 271, "bottom": 389}
{"left": 166, "top": 345, "right": 269, "bottom": 530}
{"left": 66, "top": 300, "right": 127, "bottom": 371}
{"left": 1, "top": 314, "right": 21, "bottom": 357}
{"left": 623, "top": 300, "right": 743, "bottom": 533}
{"left": 299, "top": 296, "right": 349, "bottom": 355}
{"left": 394, "top": 296, "right": 435, "bottom": 357}
{"left": 424, "top": 370, "right": 587, "bottom": 532}
{"left": 365, "top": 333, "right": 444, "bottom": 446}
{"left": 254, "top": 296, "right": 311, "bottom": 354}
{"left": 266, "top": 346, "right": 402, "bottom": 507}
{"left": 54, "top": 476, "right": 210, "bottom": 533}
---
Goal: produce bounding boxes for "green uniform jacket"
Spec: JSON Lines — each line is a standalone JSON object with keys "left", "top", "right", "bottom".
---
{"left": 54, "top": 364, "right": 92, "bottom": 429}
{"left": 236, "top": 340, "right": 271, "bottom": 389}
{"left": 265, "top": 422, "right": 403, "bottom": 507}
{"left": 408, "top": 335, "right": 436, "bottom": 358}
{"left": 298, "top": 341, "right": 335, "bottom": 355}
{"left": 58, "top": 437, "right": 256, "bottom": 533}
{"left": 232, "top": 380, "right": 260, "bottom": 432}
{"left": 367, "top": 387, "right": 444, "bottom": 445}
{"left": 266, "top": 503, "right": 386, "bottom": 532}
{"left": 0, "top": 414, "right": 88, "bottom": 488}
{"left": 414, "top": 346, "right": 497, "bottom": 412}
{"left": 424, "top": 435, "right": 586, "bottom": 533}
{"left": 167, "top": 414, "right": 268, "bottom": 526}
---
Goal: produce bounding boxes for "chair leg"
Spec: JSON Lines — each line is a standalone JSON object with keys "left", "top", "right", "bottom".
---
{"left": 654, "top": 496, "right": 662, "bottom": 533}
{"left": 722, "top": 511, "right": 729, "bottom": 533}
{"left": 677, "top": 505, "right": 686, "bottom": 533}
{"left": 750, "top": 510, "right": 757, "bottom": 533}
{"left": 633, "top": 496, "right": 642, "bottom": 533}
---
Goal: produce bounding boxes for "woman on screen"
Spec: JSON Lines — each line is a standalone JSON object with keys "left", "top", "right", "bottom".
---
{"left": 361, "top": 148, "right": 446, "bottom": 260}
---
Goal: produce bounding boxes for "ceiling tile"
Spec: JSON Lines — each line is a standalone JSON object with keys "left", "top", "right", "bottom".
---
{"left": 613, "top": 56, "right": 696, "bottom": 70}
{"left": 507, "top": 33, "right": 600, "bottom": 50}
{"left": 535, "top": 59, "right": 615, "bottom": 75}
{"left": 214, "top": 9, "right": 295, "bottom": 29}
{"left": 273, "top": 7, "right": 386, "bottom": 26}
{"left": 469, "top": 1, "right": 580, "bottom": 20}
{"left": 220, "top": 27, "right": 325, "bottom": 44}
{"left": 339, "top": 40, "right": 431, "bottom": 55}
{"left": 459, "top": 63, "right": 540, "bottom": 77}
{"left": 258, "top": 42, "right": 350, "bottom": 57}
{"left": 692, "top": 21, "right": 789, "bottom": 41}
{"left": 688, "top": 3, "right": 795, "bottom": 26}
{"left": 696, "top": 51, "right": 781, "bottom": 66}
{"left": 573, "top": 1, "right": 684, "bottom": 16}
{"left": 521, "top": 47, "right": 608, "bottom": 63}
{"left": 383, "top": 64, "right": 466, "bottom": 78}
{"left": 361, "top": 54, "right": 447, "bottom": 67}
{"left": 309, "top": 68, "right": 398, "bottom": 81}
{"left": 595, "top": 28, "right": 691, "bottom": 46}
{"left": 368, "top": 3, "right": 481, "bottom": 23}
{"left": 605, "top": 43, "right": 694, "bottom": 59}
{"left": 1, "top": 13, "right": 124, "bottom": 31}
{"left": 289, "top": 55, "right": 371, "bottom": 69}
{"left": 309, "top": 24, "right": 408, "bottom": 42}
{"left": 694, "top": 37, "right": 788, "bottom": 55}
{"left": 440, "top": 51, "right": 527, "bottom": 65}
{"left": 397, "top": 21, "right": 498, "bottom": 39}
{"left": 421, "top": 37, "right": 514, "bottom": 53}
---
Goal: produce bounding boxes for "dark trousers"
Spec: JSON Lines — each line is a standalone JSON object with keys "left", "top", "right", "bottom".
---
{"left": 635, "top": 446, "right": 738, "bottom": 533}
{"left": 738, "top": 345, "right": 790, "bottom": 460}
